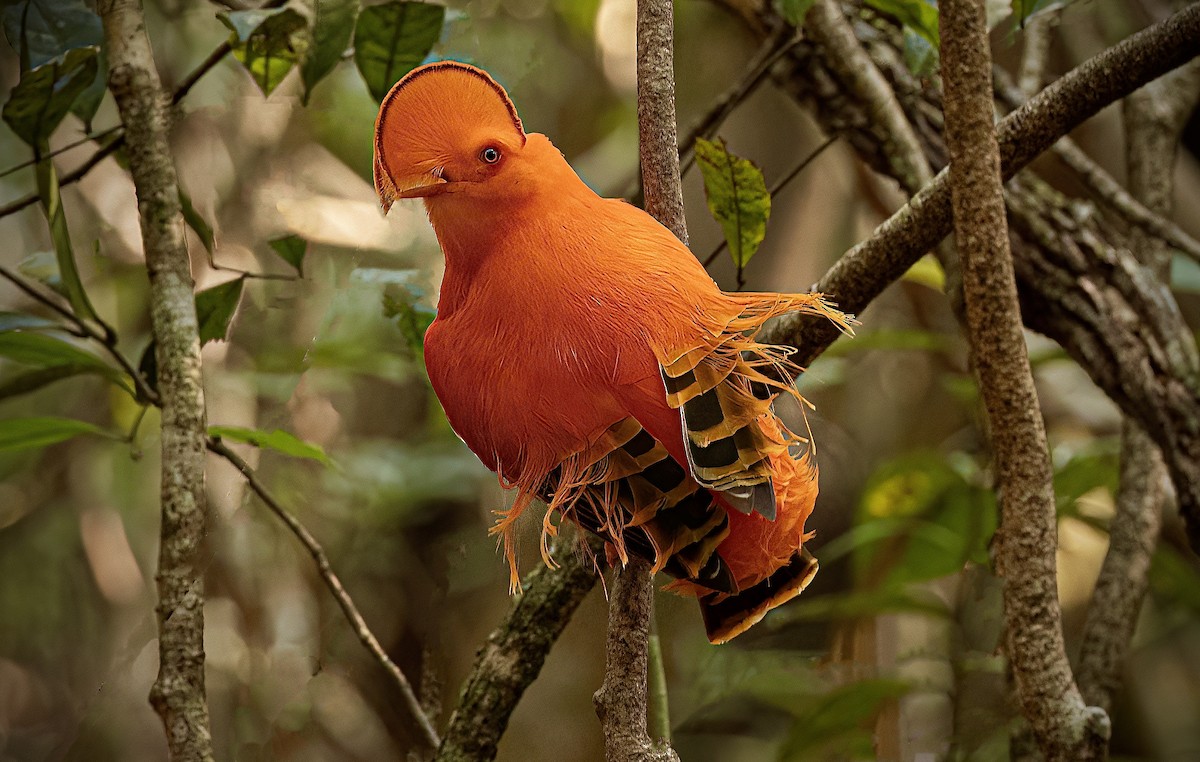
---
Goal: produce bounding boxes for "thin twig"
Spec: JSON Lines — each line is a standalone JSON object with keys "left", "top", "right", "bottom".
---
{"left": 1016, "top": 10, "right": 1058, "bottom": 96}
{"left": 678, "top": 28, "right": 796, "bottom": 176}
{"left": 941, "top": 0, "right": 1108, "bottom": 756}
{"left": 0, "top": 125, "right": 123, "bottom": 180}
{"left": 0, "top": 262, "right": 161, "bottom": 405}
{"left": 702, "top": 135, "right": 837, "bottom": 268}
{"left": 207, "top": 439, "right": 442, "bottom": 751}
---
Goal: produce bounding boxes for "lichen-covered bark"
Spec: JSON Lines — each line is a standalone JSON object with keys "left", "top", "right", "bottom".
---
{"left": 635, "top": 0, "right": 687, "bottom": 247}
{"left": 589, "top": 3, "right": 685, "bottom": 761}
{"left": 593, "top": 558, "right": 679, "bottom": 762}
{"left": 940, "top": 0, "right": 1108, "bottom": 757}
{"left": 97, "top": 0, "right": 213, "bottom": 759}
{"left": 744, "top": 2, "right": 1200, "bottom": 553}
{"left": 435, "top": 539, "right": 598, "bottom": 761}
{"left": 1076, "top": 59, "right": 1200, "bottom": 714}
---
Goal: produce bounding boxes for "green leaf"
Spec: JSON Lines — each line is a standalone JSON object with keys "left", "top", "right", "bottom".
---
{"left": 1, "top": 0, "right": 102, "bottom": 72}
{"left": 301, "top": 0, "right": 359, "bottom": 103}
{"left": 694, "top": 137, "right": 771, "bottom": 270}
{"left": 0, "top": 416, "right": 116, "bottom": 452}
{"left": 268, "top": 234, "right": 307, "bottom": 276}
{"left": 864, "top": 0, "right": 939, "bottom": 50}
{"left": 778, "top": 679, "right": 911, "bottom": 760}
{"left": 209, "top": 425, "right": 333, "bottom": 466}
{"left": 0, "top": 330, "right": 115, "bottom": 374}
{"left": 382, "top": 285, "right": 435, "bottom": 355}
{"left": 70, "top": 47, "right": 106, "bottom": 130}
{"left": 34, "top": 153, "right": 102, "bottom": 324}
{"left": 0, "top": 312, "right": 59, "bottom": 332}
{"left": 778, "top": 0, "right": 817, "bottom": 25}
{"left": 902, "top": 26, "right": 938, "bottom": 77}
{"left": 195, "top": 276, "right": 245, "bottom": 345}
{"left": 0, "top": 329, "right": 132, "bottom": 398}
{"left": 354, "top": 1, "right": 445, "bottom": 102}
{"left": 179, "top": 188, "right": 215, "bottom": 254}
{"left": 219, "top": 7, "right": 310, "bottom": 97}
{"left": 2, "top": 45, "right": 99, "bottom": 147}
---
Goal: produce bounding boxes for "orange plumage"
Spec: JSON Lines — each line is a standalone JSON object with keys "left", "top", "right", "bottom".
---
{"left": 373, "top": 62, "right": 850, "bottom": 643}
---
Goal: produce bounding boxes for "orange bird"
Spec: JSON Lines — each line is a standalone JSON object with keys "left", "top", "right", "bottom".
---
{"left": 373, "top": 62, "right": 849, "bottom": 643}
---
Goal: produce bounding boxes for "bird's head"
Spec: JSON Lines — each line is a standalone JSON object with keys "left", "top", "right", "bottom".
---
{"left": 373, "top": 62, "right": 533, "bottom": 212}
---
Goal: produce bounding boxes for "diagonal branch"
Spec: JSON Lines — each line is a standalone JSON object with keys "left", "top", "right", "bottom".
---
{"left": 206, "top": 438, "right": 441, "bottom": 751}
{"left": 750, "top": 2, "right": 1200, "bottom": 553}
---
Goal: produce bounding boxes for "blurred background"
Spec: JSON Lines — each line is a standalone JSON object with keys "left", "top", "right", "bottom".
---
{"left": 2, "top": 0, "right": 1200, "bottom": 759}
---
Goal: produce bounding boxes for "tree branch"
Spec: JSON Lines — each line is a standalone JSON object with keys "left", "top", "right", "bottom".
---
{"left": 1076, "top": 58, "right": 1200, "bottom": 715}
{"left": 805, "top": 0, "right": 933, "bottom": 194}
{"left": 940, "top": 0, "right": 1108, "bottom": 757}
{"left": 206, "top": 438, "right": 441, "bottom": 751}
{"left": 591, "top": 2, "right": 686, "bottom": 761}
{"left": 435, "top": 536, "right": 600, "bottom": 761}
{"left": 745, "top": 3, "right": 1200, "bottom": 553}
{"left": 97, "top": 0, "right": 214, "bottom": 758}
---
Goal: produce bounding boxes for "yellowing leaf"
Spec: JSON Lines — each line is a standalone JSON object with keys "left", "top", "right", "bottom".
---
{"left": 694, "top": 137, "right": 771, "bottom": 270}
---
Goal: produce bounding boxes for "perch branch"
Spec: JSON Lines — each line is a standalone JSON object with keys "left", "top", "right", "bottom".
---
{"left": 98, "top": 0, "right": 214, "bottom": 757}
{"left": 592, "top": 1, "right": 686, "bottom": 761}
{"left": 435, "top": 535, "right": 600, "bottom": 761}
{"left": 207, "top": 438, "right": 441, "bottom": 751}
{"left": 940, "top": 0, "right": 1108, "bottom": 756}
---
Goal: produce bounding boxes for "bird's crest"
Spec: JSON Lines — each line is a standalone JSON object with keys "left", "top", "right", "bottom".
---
{"left": 374, "top": 62, "right": 526, "bottom": 211}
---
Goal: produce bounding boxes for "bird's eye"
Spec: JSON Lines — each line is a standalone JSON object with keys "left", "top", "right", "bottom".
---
{"left": 480, "top": 147, "right": 501, "bottom": 164}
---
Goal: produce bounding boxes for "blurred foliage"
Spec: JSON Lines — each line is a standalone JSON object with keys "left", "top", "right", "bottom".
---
{"left": 0, "top": 0, "right": 1198, "bottom": 760}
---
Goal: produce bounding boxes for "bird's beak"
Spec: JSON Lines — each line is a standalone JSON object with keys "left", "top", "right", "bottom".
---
{"left": 396, "top": 180, "right": 465, "bottom": 199}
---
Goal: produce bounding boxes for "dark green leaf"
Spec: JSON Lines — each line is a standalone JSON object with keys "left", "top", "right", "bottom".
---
{"left": 1, "top": 0, "right": 102, "bottom": 71}
{"left": 0, "top": 416, "right": 115, "bottom": 452}
{"left": 383, "top": 285, "right": 435, "bottom": 355}
{"left": 34, "top": 153, "right": 102, "bottom": 323}
{"left": 301, "top": 0, "right": 359, "bottom": 103}
{"left": 0, "top": 330, "right": 115, "bottom": 375}
{"left": 694, "top": 137, "right": 771, "bottom": 270}
{"left": 195, "top": 276, "right": 245, "bottom": 345}
{"left": 0, "top": 364, "right": 108, "bottom": 400}
{"left": 354, "top": 1, "right": 445, "bottom": 102}
{"left": 268, "top": 234, "right": 307, "bottom": 275}
{"left": 219, "top": 7, "right": 309, "bottom": 97}
{"left": 69, "top": 47, "right": 106, "bottom": 129}
{"left": 178, "top": 188, "right": 215, "bottom": 254}
{"left": 778, "top": 0, "right": 817, "bottom": 25}
{"left": 209, "top": 425, "right": 333, "bottom": 466}
{"left": 864, "top": 0, "right": 939, "bottom": 50}
{"left": 1053, "top": 441, "right": 1119, "bottom": 516}
{"left": 778, "top": 679, "right": 911, "bottom": 760}
{"left": 1150, "top": 545, "right": 1200, "bottom": 613}
{"left": 3, "top": 45, "right": 98, "bottom": 146}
